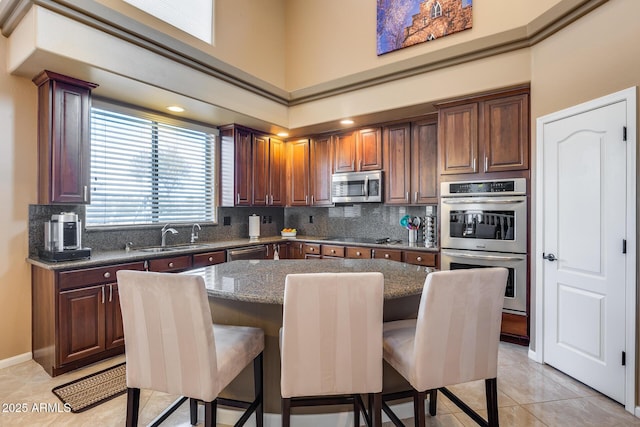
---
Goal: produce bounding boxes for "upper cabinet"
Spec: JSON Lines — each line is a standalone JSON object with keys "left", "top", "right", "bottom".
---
{"left": 287, "top": 139, "right": 310, "bottom": 207}
{"left": 220, "top": 125, "right": 285, "bottom": 207}
{"left": 383, "top": 118, "right": 438, "bottom": 205}
{"left": 334, "top": 128, "right": 382, "bottom": 173}
{"left": 33, "top": 70, "right": 98, "bottom": 204}
{"left": 437, "top": 86, "right": 529, "bottom": 177}
{"left": 309, "top": 136, "right": 334, "bottom": 206}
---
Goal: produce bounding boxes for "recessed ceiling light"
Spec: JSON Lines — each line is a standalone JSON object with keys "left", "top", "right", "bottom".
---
{"left": 167, "top": 105, "right": 185, "bottom": 112}
{"left": 277, "top": 132, "right": 289, "bottom": 137}
{"left": 340, "top": 119, "right": 354, "bottom": 125}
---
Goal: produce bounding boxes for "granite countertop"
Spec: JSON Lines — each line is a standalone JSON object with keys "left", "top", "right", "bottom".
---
{"left": 26, "top": 235, "right": 439, "bottom": 270}
{"left": 189, "top": 258, "right": 433, "bottom": 304}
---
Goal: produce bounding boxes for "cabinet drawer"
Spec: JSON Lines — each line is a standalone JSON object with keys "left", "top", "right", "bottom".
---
{"left": 304, "top": 243, "right": 321, "bottom": 256}
{"left": 345, "top": 247, "right": 372, "bottom": 259}
{"left": 321, "top": 245, "right": 344, "bottom": 258}
{"left": 193, "top": 251, "right": 226, "bottom": 268}
{"left": 403, "top": 251, "right": 437, "bottom": 267}
{"left": 59, "top": 261, "right": 146, "bottom": 290}
{"left": 148, "top": 255, "right": 192, "bottom": 272}
{"left": 372, "top": 248, "right": 402, "bottom": 262}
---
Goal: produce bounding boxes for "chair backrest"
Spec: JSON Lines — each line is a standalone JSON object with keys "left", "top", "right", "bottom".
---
{"left": 117, "top": 270, "right": 220, "bottom": 402}
{"left": 412, "top": 268, "right": 508, "bottom": 391}
{"left": 280, "top": 272, "right": 384, "bottom": 398}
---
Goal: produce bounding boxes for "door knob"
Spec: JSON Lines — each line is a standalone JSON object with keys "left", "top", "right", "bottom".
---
{"left": 542, "top": 252, "right": 557, "bottom": 261}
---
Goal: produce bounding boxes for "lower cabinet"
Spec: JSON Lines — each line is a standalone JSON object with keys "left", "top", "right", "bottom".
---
{"left": 33, "top": 261, "right": 146, "bottom": 376}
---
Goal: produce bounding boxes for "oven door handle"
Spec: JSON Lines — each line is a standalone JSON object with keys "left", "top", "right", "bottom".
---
{"left": 442, "top": 250, "right": 525, "bottom": 262}
{"left": 442, "top": 198, "right": 525, "bottom": 204}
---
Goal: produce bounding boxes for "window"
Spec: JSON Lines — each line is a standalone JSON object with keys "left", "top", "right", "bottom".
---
{"left": 431, "top": 2, "right": 442, "bottom": 18}
{"left": 87, "top": 103, "right": 218, "bottom": 227}
{"left": 123, "top": 0, "right": 213, "bottom": 44}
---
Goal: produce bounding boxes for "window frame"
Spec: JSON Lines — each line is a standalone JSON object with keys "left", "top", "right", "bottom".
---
{"left": 87, "top": 99, "right": 220, "bottom": 230}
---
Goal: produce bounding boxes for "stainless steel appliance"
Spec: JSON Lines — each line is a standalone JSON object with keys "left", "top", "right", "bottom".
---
{"left": 331, "top": 171, "right": 382, "bottom": 203}
{"left": 40, "top": 212, "right": 91, "bottom": 261}
{"left": 440, "top": 178, "right": 528, "bottom": 316}
{"left": 226, "top": 245, "right": 267, "bottom": 261}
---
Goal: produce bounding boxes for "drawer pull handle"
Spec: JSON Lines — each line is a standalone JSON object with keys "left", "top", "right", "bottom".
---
{"left": 168, "top": 262, "right": 174, "bottom": 268}
{"left": 103, "top": 272, "right": 111, "bottom": 279}
{"left": 310, "top": 247, "right": 314, "bottom": 252}
{"left": 208, "top": 256, "right": 214, "bottom": 262}
{"left": 331, "top": 249, "right": 335, "bottom": 254}
{"left": 384, "top": 254, "right": 390, "bottom": 259}
{"left": 356, "top": 251, "right": 361, "bottom": 256}
{"left": 417, "top": 256, "right": 423, "bottom": 262}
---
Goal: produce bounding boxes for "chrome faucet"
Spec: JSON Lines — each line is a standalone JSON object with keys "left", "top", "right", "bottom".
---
{"left": 190, "top": 223, "right": 201, "bottom": 244}
{"left": 161, "top": 223, "right": 178, "bottom": 247}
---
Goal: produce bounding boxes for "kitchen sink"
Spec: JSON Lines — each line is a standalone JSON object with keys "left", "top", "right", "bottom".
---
{"left": 135, "top": 244, "right": 208, "bottom": 253}
{"left": 136, "top": 246, "right": 179, "bottom": 253}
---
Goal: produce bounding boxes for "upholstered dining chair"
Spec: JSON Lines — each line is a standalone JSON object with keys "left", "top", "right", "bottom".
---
{"left": 382, "top": 268, "right": 508, "bottom": 427}
{"left": 280, "top": 272, "right": 385, "bottom": 427}
{"left": 117, "top": 270, "right": 264, "bottom": 427}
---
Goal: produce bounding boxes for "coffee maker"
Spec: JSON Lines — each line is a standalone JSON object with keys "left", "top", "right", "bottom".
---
{"left": 40, "top": 212, "right": 91, "bottom": 261}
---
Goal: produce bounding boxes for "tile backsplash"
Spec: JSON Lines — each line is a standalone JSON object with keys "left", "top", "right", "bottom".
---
{"left": 29, "top": 203, "right": 435, "bottom": 255}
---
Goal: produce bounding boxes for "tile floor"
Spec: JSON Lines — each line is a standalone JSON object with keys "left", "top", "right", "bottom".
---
{"left": 0, "top": 342, "right": 638, "bottom": 426}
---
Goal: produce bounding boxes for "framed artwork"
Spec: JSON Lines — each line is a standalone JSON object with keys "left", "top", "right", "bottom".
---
{"left": 377, "top": 0, "right": 473, "bottom": 55}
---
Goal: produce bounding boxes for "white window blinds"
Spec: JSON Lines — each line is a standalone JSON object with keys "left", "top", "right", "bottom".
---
{"left": 87, "top": 106, "right": 217, "bottom": 226}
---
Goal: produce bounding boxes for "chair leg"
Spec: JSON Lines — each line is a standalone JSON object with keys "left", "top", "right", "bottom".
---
{"left": 254, "top": 352, "right": 264, "bottom": 427}
{"left": 485, "top": 378, "right": 499, "bottom": 427}
{"left": 282, "top": 398, "right": 291, "bottom": 427}
{"left": 413, "top": 390, "right": 426, "bottom": 427}
{"left": 203, "top": 400, "right": 216, "bottom": 427}
{"left": 353, "top": 395, "right": 360, "bottom": 427}
{"left": 190, "top": 398, "right": 198, "bottom": 425}
{"left": 428, "top": 389, "right": 437, "bottom": 416}
{"left": 126, "top": 387, "right": 140, "bottom": 427}
{"left": 371, "top": 392, "right": 382, "bottom": 427}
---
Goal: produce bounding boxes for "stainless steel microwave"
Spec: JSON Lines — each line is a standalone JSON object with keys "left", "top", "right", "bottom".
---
{"left": 331, "top": 171, "right": 383, "bottom": 203}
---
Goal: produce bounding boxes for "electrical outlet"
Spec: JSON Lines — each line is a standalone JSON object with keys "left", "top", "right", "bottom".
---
{"left": 223, "top": 216, "right": 231, "bottom": 226}
{"left": 309, "top": 215, "right": 314, "bottom": 223}
{"left": 262, "top": 216, "right": 267, "bottom": 224}
{"left": 268, "top": 215, "right": 272, "bottom": 223}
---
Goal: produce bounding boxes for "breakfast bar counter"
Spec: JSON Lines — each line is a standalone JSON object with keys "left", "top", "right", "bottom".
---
{"left": 191, "top": 259, "right": 433, "bottom": 416}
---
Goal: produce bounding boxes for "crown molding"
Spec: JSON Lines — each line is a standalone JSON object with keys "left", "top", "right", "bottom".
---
{"left": 0, "top": 0, "right": 609, "bottom": 107}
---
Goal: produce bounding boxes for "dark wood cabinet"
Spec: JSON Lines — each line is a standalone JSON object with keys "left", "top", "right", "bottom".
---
{"left": 220, "top": 125, "right": 252, "bottom": 206}
{"left": 371, "top": 248, "right": 403, "bottom": 262}
{"left": 288, "top": 139, "right": 310, "bottom": 206}
{"left": 384, "top": 118, "right": 438, "bottom": 205}
{"left": 33, "top": 261, "right": 145, "bottom": 376}
{"left": 310, "top": 136, "right": 333, "bottom": 206}
{"left": 321, "top": 244, "right": 345, "bottom": 258}
{"left": 193, "top": 250, "right": 226, "bottom": 268}
{"left": 287, "top": 241, "right": 306, "bottom": 259}
{"left": 438, "top": 87, "right": 529, "bottom": 177}
{"left": 33, "top": 70, "right": 98, "bottom": 204}
{"left": 268, "top": 137, "right": 286, "bottom": 206}
{"left": 147, "top": 254, "right": 192, "bottom": 272}
{"left": 334, "top": 128, "right": 382, "bottom": 173}
{"left": 402, "top": 250, "right": 437, "bottom": 267}
{"left": 252, "top": 133, "right": 270, "bottom": 206}
{"left": 345, "top": 246, "right": 372, "bottom": 259}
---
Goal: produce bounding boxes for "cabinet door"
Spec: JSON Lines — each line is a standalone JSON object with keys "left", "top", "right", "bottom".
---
{"left": 289, "top": 139, "right": 310, "bottom": 206}
{"left": 439, "top": 103, "right": 478, "bottom": 175}
{"left": 147, "top": 255, "right": 192, "bottom": 272}
{"left": 358, "top": 128, "right": 383, "bottom": 171}
{"left": 482, "top": 94, "right": 529, "bottom": 172}
{"left": 252, "top": 133, "right": 269, "bottom": 206}
{"left": 34, "top": 71, "right": 97, "bottom": 205}
{"left": 288, "top": 242, "right": 305, "bottom": 259}
{"left": 411, "top": 119, "right": 438, "bottom": 203}
{"left": 384, "top": 123, "right": 411, "bottom": 205}
{"left": 105, "top": 283, "right": 124, "bottom": 349}
{"left": 333, "top": 131, "right": 357, "bottom": 173}
{"left": 269, "top": 137, "right": 286, "bottom": 206}
{"left": 58, "top": 285, "right": 106, "bottom": 365}
{"left": 234, "top": 127, "right": 253, "bottom": 206}
{"left": 310, "top": 136, "right": 333, "bottom": 206}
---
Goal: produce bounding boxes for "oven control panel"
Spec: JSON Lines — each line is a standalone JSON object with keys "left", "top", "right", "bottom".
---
{"left": 441, "top": 178, "right": 526, "bottom": 197}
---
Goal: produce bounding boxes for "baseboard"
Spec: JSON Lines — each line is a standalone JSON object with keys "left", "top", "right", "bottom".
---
{"left": 216, "top": 400, "right": 414, "bottom": 426}
{"left": 634, "top": 406, "right": 640, "bottom": 418}
{"left": 528, "top": 347, "right": 542, "bottom": 363}
{"left": 0, "top": 352, "right": 32, "bottom": 370}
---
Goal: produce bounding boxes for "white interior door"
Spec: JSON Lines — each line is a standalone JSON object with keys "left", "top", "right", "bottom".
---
{"left": 541, "top": 100, "right": 627, "bottom": 403}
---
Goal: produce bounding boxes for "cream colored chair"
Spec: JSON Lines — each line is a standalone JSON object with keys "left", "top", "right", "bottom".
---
{"left": 382, "top": 268, "right": 508, "bottom": 427}
{"left": 280, "top": 272, "right": 384, "bottom": 427}
{"left": 117, "top": 270, "right": 264, "bottom": 427}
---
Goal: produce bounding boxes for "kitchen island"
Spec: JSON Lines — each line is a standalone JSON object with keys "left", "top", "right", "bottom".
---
{"left": 190, "top": 258, "right": 433, "bottom": 417}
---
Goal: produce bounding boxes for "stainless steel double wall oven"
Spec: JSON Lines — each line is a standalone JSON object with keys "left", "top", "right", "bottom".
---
{"left": 440, "top": 178, "right": 528, "bottom": 316}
